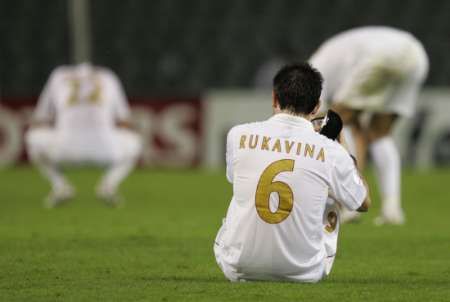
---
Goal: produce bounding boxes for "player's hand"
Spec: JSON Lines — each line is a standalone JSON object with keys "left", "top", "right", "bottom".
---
{"left": 314, "top": 110, "right": 343, "bottom": 141}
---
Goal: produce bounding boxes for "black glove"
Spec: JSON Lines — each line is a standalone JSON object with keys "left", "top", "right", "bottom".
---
{"left": 312, "top": 110, "right": 343, "bottom": 141}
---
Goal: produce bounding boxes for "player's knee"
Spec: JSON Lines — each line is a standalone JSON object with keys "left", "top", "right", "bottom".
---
{"left": 121, "top": 131, "right": 142, "bottom": 160}
{"left": 25, "top": 128, "right": 54, "bottom": 160}
{"left": 368, "top": 114, "right": 397, "bottom": 142}
{"left": 135, "top": 134, "right": 143, "bottom": 156}
{"left": 25, "top": 128, "right": 44, "bottom": 155}
{"left": 25, "top": 129, "right": 37, "bottom": 148}
{"left": 368, "top": 131, "right": 387, "bottom": 142}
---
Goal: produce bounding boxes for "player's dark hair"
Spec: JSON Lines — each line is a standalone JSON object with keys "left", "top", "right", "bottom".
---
{"left": 273, "top": 62, "right": 323, "bottom": 115}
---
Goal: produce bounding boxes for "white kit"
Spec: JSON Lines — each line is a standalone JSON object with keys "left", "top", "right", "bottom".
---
{"left": 214, "top": 113, "right": 366, "bottom": 282}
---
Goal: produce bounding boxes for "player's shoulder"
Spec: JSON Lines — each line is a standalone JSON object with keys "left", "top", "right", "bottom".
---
{"left": 94, "top": 66, "right": 114, "bottom": 76}
{"left": 226, "top": 120, "right": 270, "bottom": 146}
{"left": 228, "top": 120, "right": 266, "bottom": 136}
{"left": 311, "top": 131, "right": 346, "bottom": 158}
{"left": 323, "top": 138, "right": 354, "bottom": 167}
{"left": 345, "top": 26, "right": 419, "bottom": 43}
{"left": 48, "top": 65, "right": 72, "bottom": 80}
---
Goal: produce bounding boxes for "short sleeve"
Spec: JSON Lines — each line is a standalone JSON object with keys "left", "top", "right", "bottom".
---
{"left": 34, "top": 70, "right": 58, "bottom": 122}
{"left": 226, "top": 127, "right": 238, "bottom": 183}
{"left": 329, "top": 144, "right": 367, "bottom": 211}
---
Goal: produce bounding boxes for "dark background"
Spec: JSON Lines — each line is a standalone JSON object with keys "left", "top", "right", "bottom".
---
{"left": 1, "top": 0, "right": 449, "bottom": 97}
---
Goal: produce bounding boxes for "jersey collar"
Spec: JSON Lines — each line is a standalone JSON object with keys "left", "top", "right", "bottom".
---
{"left": 270, "top": 113, "right": 314, "bottom": 130}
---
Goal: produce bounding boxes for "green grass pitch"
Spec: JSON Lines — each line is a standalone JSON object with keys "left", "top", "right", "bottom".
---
{"left": 0, "top": 166, "right": 449, "bottom": 301}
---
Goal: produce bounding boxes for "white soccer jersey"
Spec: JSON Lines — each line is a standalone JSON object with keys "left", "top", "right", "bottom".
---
{"left": 309, "top": 26, "right": 429, "bottom": 116}
{"left": 32, "top": 63, "right": 132, "bottom": 163}
{"left": 214, "top": 113, "right": 367, "bottom": 282}
{"left": 34, "top": 63, "right": 130, "bottom": 133}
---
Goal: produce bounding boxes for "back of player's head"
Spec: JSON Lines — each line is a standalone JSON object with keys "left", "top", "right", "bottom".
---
{"left": 273, "top": 63, "right": 323, "bottom": 115}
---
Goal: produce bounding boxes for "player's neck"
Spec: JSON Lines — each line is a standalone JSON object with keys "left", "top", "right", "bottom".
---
{"left": 275, "top": 109, "right": 312, "bottom": 121}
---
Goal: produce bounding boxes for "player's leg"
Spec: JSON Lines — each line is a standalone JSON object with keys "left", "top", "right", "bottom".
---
{"left": 331, "top": 104, "right": 368, "bottom": 169}
{"left": 213, "top": 222, "right": 241, "bottom": 282}
{"left": 368, "top": 113, "right": 404, "bottom": 225}
{"left": 25, "top": 128, "right": 74, "bottom": 207}
{"left": 96, "top": 129, "right": 142, "bottom": 204}
{"left": 322, "top": 199, "right": 339, "bottom": 279}
{"left": 331, "top": 104, "right": 366, "bottom": 223}
{"left": 368, "top": 49, "right": 427, "bottom": 225}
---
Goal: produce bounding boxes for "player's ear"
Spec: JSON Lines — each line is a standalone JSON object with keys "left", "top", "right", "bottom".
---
{"left": 272, "top": 91, "right": 278, "bottom": 109}
{"left": 311, "top": 100, "right": 321, "bottom": 116}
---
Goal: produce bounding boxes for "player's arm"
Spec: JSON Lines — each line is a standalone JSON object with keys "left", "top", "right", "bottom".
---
{"left": 354, "top": 166, "right": 371, "bottom": 212}
{"left": 313, "top": 109, "right": 371, "bottom": 211}
{"left": 329, "top": 144, "right": 371, "bottom": 213}
{"left": 339, "top": 132, "right": 371, "bottom": 212}
{"left": 225, "top": 127, "right": 237, "bottom": 183}
{"left": 315, "top": 110, "right": 370, "bottom": 211}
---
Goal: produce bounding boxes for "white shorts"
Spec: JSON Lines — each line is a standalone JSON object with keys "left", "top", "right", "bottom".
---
{"left": 213, "top": 216, "right": 337, "bottom": 283}
{"left": 26, "top": 127, "right": 141, "bottom": 165}
{"left": 213, "top": 222, "right": 241, "bottom": 282}
{"left": 333, "top": 44, "right": 428, "bottom": 117}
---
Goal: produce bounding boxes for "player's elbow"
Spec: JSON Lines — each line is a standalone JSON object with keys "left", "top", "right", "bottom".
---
{"left": 356, "top": 195, "right": 371, "bottom": 212}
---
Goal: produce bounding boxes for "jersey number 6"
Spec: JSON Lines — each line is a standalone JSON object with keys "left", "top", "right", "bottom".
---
{"left": 255, "top": 159, "right": 295, "bottom": 224}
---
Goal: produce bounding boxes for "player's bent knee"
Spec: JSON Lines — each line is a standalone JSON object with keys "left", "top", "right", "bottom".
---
{"left": 25, "top": 128, "right": 49, "bottom": 153}
{"left": 25, "top": 129, "right": 39, "bottom": 149}
{"left": 131, "top": 134, "right": 143, "bottom": 158}
{"left": 117, "top": 130, "right": 142, "bottom": 160}
{"left": 368, "top": 114, "right": 397, "bottom": 142}
{"left": 126, "top": 132, "right": 142, "bottom": 159}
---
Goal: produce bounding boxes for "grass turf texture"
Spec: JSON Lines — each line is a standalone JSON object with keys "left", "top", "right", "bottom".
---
{"left": 0, "top": 167, "right": 449, "bottom": 302}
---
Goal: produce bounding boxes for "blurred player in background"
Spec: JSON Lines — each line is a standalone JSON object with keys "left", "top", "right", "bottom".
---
{"left": 310, "top": 26, "right": 429, "bottom": 225}
{"left": 214, "top": 63, "right": 371, "bottom": 283}
{"left": 26, "top": 63, "right": 142, "bottom": 207}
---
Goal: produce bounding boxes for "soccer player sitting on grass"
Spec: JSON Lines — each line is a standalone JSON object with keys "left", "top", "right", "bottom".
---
{"left": 214, "top": 63, "right": 371, "bottom": 283}
{"left": 26, "top": 63, "right": 142, "bottom": 208}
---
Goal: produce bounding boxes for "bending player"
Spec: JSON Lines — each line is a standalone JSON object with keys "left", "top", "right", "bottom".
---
{"left": 26, "top": 63, "right": 142, "bottom": 207}
{"left": 310, "top": 26, "right": 429, "bottom": 225}
{"left": 214, "top": 63, "right": 371, "bottom": 283}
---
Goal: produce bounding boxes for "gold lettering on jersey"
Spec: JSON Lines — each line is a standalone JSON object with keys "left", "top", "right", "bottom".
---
{"left": 271, "top": 139, "right": 282, "bottom": 152}
{"left": 239, "top": 135, "right": 247, "bottom": 149}
{"left": 261, "top": 136, "right": 271, "bottom": 150}
{"left": 304, "top": 144, "right": 315, "bottom": 158}
{"left": 238, "top": 134, "right": 326, "bottom": 162}
{"left": 296, "top": 142, "right": 302, "bottom": 156}
{"left": 89, "top": 78, "right": 102, "bottom": 103}
{"left": 316, "top": 147, "right": 325, "bottom": 162}
{"left": 66, "top": 75, "right": 102, "bottom": 105}
{"left": 249, "top": 135, "right": 259, "bottom": 149}
{"left": 285, "top": 140, "right": 295, "bottom": 154}
{"left": 67, "top": 78, "right": 80, "bottom": 105}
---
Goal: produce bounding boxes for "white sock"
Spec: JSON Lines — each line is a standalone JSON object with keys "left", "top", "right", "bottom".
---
{"left": 26, "top": 129, "right": 69, "bottom": 191}
{"left": 99, "top": 158, "right": 136, "bottom": 194}
{"left": 34, "top": 160, "right": 69, "bottom": 191}
{"left": 369, "top": 137, "right": 402, "bottom": 214}
{"left": 98, "top": 130, "right": 142, "bottom": 195}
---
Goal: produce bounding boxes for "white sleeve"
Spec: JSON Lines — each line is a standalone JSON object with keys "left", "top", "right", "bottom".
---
{"left": 225, "top": 127, "right": 237, "bottom": 183}
{"left": 34, "top": 71, "right": 57, "bottom": 122}
{"left": 329, "top": 145, "right": 367, "bottom": 211}
{"left": 109, "top": 72, "right": 130, "bottom": 121}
